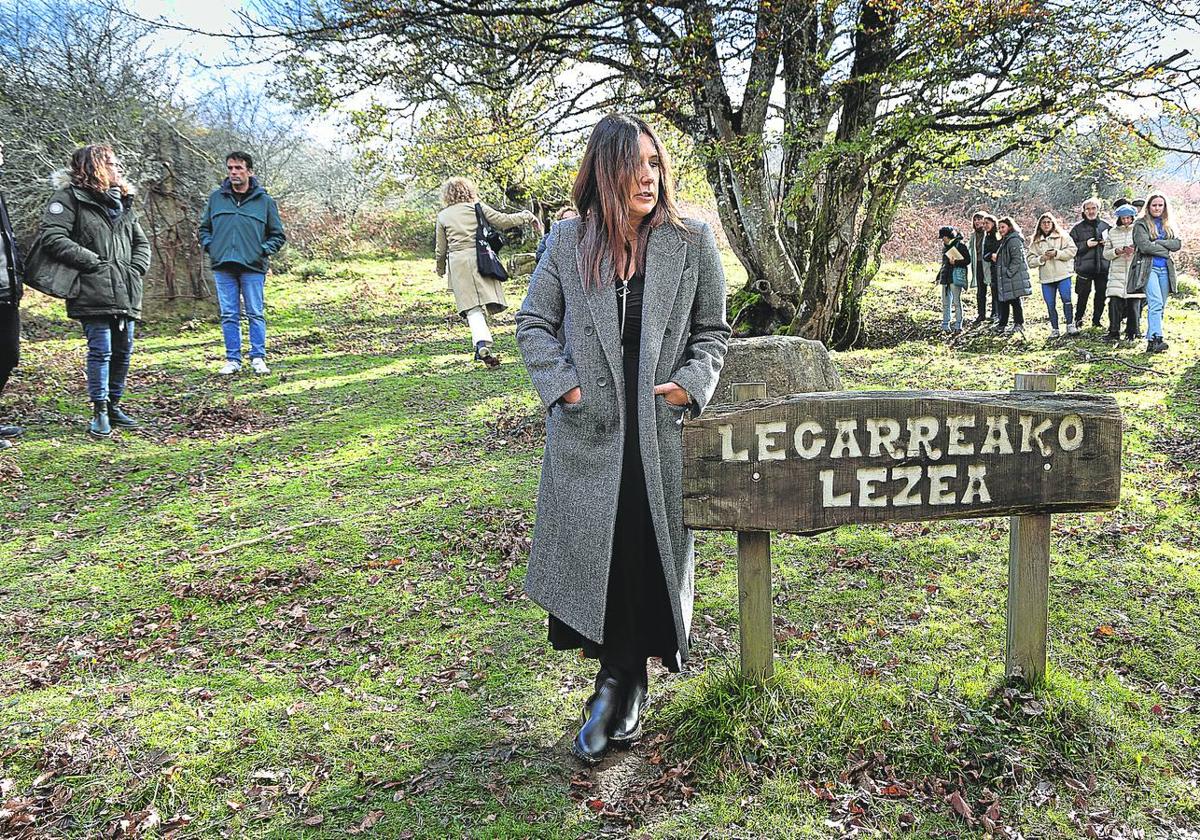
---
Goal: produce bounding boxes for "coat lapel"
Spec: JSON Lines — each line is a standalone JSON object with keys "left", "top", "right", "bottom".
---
{"left": 581, "top": 250, "right": 624, "bottom": 386}
{"left": 639, "top": 224, "right": 687, "bottom": 367}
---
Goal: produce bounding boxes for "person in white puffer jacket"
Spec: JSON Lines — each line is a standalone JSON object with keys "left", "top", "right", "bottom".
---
{"left": 1027, "top": 212, "right": 1079, "bottom": 339}
{"left": 1102, "top": 205, "right": 1142, "bottom": 341}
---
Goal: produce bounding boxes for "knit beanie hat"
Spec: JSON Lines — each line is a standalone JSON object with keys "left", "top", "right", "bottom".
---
{"left": 1114, "top": 205, "right": 1136, "bottom": 219}
{"left": 937, "top": 226, "right": 955, "bottom": 239}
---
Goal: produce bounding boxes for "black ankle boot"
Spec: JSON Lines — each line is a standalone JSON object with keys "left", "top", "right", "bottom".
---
{"left": 572, "top": 677, "right": 621, "bottom": 764}
{"left": 88, "top": 401, "right": 112, "bottom": 438}
{"left": 107, "top": 400, "right": 139, "bottom": 428}
{"left": 609, "top": 680, "right": 648, "bottom": 745}
{"left": 473, "top": 341, "right": 500, "bottom": 368}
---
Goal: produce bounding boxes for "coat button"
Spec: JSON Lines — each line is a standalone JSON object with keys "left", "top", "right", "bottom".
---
{"left": 597, "top": 378, "right": 608, "bottom": 387}
{"left": 584, "top": 326, "right": 595, "bottom": 336}
{"left": 665, "top": 327, "right": 672, "bottom": 335}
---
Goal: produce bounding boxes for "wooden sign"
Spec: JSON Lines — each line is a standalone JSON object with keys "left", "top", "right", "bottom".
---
{"left": 683, "top": 390, "right": 1121, "bottom": 534}
{"left": 692, "top": 377, "right": 1123, "bottom": 686}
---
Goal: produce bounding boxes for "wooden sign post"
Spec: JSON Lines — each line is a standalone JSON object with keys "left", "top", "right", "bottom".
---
{"left": 1006, "top": 373, "right": 1056, "bottom": 682}
{"left": 731, "top": 382, "right": 773, "bottom": 680}
{"left": 684, "top": 375, "right": 1122, "bottom": 684}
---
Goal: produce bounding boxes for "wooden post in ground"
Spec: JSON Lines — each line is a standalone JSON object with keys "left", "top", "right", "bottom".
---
{"left": 731, "top": 382, "right": 773, "bottom": 681}
{"left": 1006, "top": 372, "right": 1057, "bottom": 684}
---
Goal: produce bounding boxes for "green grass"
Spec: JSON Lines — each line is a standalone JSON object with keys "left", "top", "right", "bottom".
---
{"left": 1, "top": 255, "right": 1197, "bottom": 838}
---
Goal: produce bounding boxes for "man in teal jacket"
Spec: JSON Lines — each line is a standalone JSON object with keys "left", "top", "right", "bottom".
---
{"left": 199, "top": 151, "right": 286, "bottom": 375}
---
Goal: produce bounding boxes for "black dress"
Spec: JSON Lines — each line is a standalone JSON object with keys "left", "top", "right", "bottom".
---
{"left": 547, "top": 268, "right": 682, "bottom": 672}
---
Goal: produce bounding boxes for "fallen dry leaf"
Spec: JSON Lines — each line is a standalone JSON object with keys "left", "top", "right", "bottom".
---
{"left": 946, "top": 790, "right": 975, "bottom": 823}
{"left": 347, "top": 809, "right": 384, "bottom": 834}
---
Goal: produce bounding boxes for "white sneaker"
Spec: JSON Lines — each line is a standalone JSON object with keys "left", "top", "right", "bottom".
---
{"left": 250, "top": 358, "right": 270, "bottom": 375}
{"left": 1066, "top": 323, "right": 1080, "bottom": 335}
{"left": 1049, "top": 327, "right": 1060, "bottom": 339}
{"left": 218, "top": 361, "right": 241, "bottom": 376}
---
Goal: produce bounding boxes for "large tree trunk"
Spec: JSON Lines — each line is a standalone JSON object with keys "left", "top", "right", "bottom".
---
{"left": 689, "top": 0, "right": 898, "bottom": 349}
{"left": 704, "top": 153, "right": 799, "bottom": 336}
{"left": 703, "top": 150, "right": 897, "bottom": 348}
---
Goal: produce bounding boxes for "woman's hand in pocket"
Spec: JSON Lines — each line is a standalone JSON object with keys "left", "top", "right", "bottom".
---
{"left": 654, "top": 381, "right": 690, "bottom": 407}
{"left": 561, "top": 386, "right": 582, "bottom": 405}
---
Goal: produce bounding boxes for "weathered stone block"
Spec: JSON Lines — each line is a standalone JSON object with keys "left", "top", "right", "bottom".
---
{"left": 714, "top": 336, "right": 841, "bottom": 404}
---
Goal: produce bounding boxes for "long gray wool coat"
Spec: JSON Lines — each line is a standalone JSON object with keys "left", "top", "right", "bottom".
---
{"left": 515, "top": 217, "right": 731, "bottom": 664}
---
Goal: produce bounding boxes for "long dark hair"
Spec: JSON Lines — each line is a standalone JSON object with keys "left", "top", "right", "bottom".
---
{"left": 572, "top": 115, "right": 684, "bottom": 288}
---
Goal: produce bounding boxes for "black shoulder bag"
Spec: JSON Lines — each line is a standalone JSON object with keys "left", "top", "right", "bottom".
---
{"left": 474, "top": 203, "right": 509, "bottom": 281}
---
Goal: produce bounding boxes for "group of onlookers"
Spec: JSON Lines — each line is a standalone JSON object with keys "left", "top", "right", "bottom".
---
{"left": 937, "top": 195, "right": 1183, "bottom": 352}
{"left": 0, "top": 144, "right": 286, "bottom": 447}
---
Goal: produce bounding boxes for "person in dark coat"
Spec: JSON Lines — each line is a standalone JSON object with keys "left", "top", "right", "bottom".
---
{"left": 199, "top": 151, "right": 286, "bottom": 376}
{"left": 535, "top": 206, "right": 578, "bottom": 266}
{"left": 0, "top": 139, "right": 25, "bottom": 448}
{"left": 981, "top": 215, "right": 1001, "bottom": 324}
{"left": 992, "top": 216, "right": 1031, "bottom": 337}
{"left": 937, "top": 225, "right": 969, "bottom": 333}
{"left": 1068, "top": 198, "right": 1111, "bottom": 330}
{"left": 516, "top": 115, "right": 730, "bottom": 765}
{"left": 37, "top": 145, "right": 151, "bottom": 438}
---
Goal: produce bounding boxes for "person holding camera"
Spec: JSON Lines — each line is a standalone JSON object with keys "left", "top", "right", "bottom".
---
{"left": 435, "top": 177, "right": 540, "bottom": 367}
{"left": 1069, "top": 198, "right": 1111, "bottom": 330}
{"left": 1027, "top": 212, "right": 1078, "bottom": 339}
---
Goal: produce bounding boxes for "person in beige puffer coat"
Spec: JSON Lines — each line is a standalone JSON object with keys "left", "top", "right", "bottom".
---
{"left": 1027, "top": 212, "right": 1078, "bottom": 338}
{"left": 1102, "top": 205, "right": 1142, "bottom": 340}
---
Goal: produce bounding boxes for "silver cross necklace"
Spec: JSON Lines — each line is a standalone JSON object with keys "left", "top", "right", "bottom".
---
{"left": 616, "top": 242, "right": 634, "bottom": 337}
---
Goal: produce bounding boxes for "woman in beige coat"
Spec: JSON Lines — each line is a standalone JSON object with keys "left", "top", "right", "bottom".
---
{"left": 1102, "top": 205, "right": 1142, "bottom": 341}
{"left": 1026, "top": 212, "right": 1078, "bottom": 338}
{"left": 435, "top": 177, "right": 540, "bottom": 366}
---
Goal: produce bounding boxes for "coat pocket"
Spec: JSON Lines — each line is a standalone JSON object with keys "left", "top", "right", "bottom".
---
{"left": 1125, "top": 257, "right": 1147, "bottom": 295}
{"left": 74, "top": 264, "right": 116, "bottom": 308}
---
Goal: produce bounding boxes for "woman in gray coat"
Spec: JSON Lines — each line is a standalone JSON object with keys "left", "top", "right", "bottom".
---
{"left": 516, "top": 115, "right": 730, "bottom": 764}
{"left": 1128, "top": 193, "right": 1182, "bottom": 353}
{"left": 992, "top": 216, "right": 1032, "bottom": 337}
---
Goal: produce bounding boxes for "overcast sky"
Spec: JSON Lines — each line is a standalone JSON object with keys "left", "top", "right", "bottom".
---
{"left": 129, "top": 0, "right": 351, "bottom": 144}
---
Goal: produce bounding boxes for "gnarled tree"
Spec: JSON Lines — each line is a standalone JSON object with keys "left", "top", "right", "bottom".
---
{"left": 258, "top": 0, "right": 1199, "bottom": 346}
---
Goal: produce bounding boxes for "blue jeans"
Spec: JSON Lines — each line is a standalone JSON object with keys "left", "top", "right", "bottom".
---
{"left": 213, "top": 267, "right": 267, "bottom": 361}
{"left": 1041, "top": 277, "right": 1074, "bottom": 329}
{"left": 941, "top": 284, "right": 963, "bottom": 330}
{"left": 1144, "top": 264, "right": 1169, "bottom": 339}
{"left": 82, "top": 317, "right": 135, "bottom": 403}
